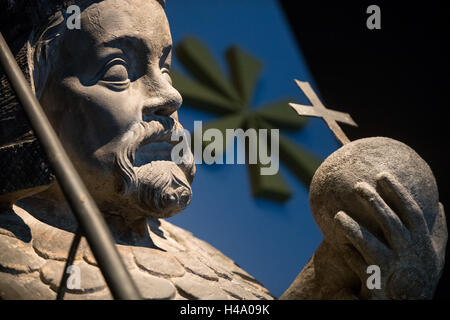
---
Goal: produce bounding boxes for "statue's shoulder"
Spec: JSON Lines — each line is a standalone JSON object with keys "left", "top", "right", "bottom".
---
{"left": 139, "top": 219, "right": 274, "bottom": 300}
{"left": 0, "top": 206, "right": 273, "bottom": 300}
{"left": 0, "top": 204, "right": 111, "bottom": 299}
{"left": 0, "top": 205, "right": 56, "bottom": 299}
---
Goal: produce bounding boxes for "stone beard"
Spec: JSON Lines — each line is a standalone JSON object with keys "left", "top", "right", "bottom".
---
{"left": 113, "top": 118, "right": 195, "bottom": 218}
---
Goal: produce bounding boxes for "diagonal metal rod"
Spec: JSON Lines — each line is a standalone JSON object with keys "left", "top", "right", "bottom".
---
{"left": 57, "top": 228, "right": 82, "bottom": 300}
{"left": 0, "top": 32, "right": 140, "bottom": 300}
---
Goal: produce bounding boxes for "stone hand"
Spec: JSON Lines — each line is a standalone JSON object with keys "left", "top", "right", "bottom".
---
{"left": 333, "top": 172, "right": 447, "bottom": 299}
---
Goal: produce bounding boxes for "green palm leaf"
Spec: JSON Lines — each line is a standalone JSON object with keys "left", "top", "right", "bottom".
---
{"left": 226, "top": 45, "right": 262, "bottom": 105}
{"left": 175, "top": 36, "right": 242, "bottom": 103}
{"left": 171, "top": 70, "right": 238, "bottom": 114}
{"left": 172, "top": 36, "right": 322, "bottom": 203}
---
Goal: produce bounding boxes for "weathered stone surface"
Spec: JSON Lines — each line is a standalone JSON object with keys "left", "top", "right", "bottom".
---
{"left": 150, "top": 231, "right": 187, "bottom": 253}
{"left": 1, "top": 208, "right": 273, "bottom": 300}
{"left": 218, "top": 278, "right": 258, "bottom": 300}
{"left": 193, "top": 238, "right": 233, "bottom": 263}
{"left": 232, "top": 273, "right": 272, "bottom": 298}
{"left": 64, "top": 289, "right": 113, "bottom": 300}
{"left": 310, "top": 137, "right": 441, "bottom": 248}
{"left": 32, "top": 225, "right": 79, "bottom": 261}
{"left": 174, "top": 252, "right": 218, "bottom": 281}
{"left": 173, "top": 293, "right": 188, "bottom": 300}
{"left": 184, "top": 236, "right": 251, "bottom": 281}
{"left": 0, "top": 273, "right": 55, "bottom": 300}
{"left": 130, "top": 269, "right": 176, "bottom": 300}
{"left": 159, "top": 219, "right": 195, "bottom": 244}
{"left": 163, "top": 223, "right": 210, "bottom": 255}
{"left": 148, "top": 220, "right": 187, "bottom": 252}
{"left": 239, "top": 281, "right": 274, "bottom": 300}
{"left": 133, "top": 246, "right": 185, "bottom": 278}
{"left": 173, "top": 273, "right": 229, "bottom": 300}
{"left": 0, "top": 235, "right": 44, "bottom": 274}
{"left": 40, "top": 260, "right": 106, "bottom": 293}
{"left": 84, "top": 242, "right": 136, "bottom": 270}
{"left": 197, "top": 255, "right": 233, "bottom": 280}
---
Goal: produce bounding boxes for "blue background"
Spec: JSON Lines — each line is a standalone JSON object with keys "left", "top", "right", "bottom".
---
{"left": 166, "top": 0, "right": 339, "bottom": 298}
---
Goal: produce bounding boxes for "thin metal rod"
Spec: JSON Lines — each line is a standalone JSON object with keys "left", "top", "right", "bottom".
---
{"left": 0, "top": 32, "right": 140, "bottom": 300}
{"left": 57, "top": 228, "right": 82, "bottom": 300}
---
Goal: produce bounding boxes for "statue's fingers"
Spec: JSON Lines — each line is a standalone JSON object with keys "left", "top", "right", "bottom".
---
{"left": 334, "top": 211, "right": 392, "bottom": 266}
{"left": 354, "top": 181, "right": 410, "bottom": 249}
{"left": 376, "top": 172, "right": 429, "bottom": 236}
{"left": 339, "top": 243, "right": 368, "bottom": 281}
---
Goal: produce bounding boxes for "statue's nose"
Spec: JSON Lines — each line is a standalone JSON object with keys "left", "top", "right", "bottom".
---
{"left": 142, "top": 88, "right": 182, "bottom": 117}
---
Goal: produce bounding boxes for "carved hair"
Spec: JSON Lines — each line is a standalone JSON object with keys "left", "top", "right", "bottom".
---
{"left": 30, "top": 11, "right": 67, "bottom": 98}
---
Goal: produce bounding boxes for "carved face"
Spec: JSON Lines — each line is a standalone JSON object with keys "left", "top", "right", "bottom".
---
{"left": 38, "top": 0, "right": 195, "bottom": 220}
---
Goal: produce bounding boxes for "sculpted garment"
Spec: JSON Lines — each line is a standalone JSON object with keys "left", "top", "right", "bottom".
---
{"left": 0, "top": 201, "right": 273, "bottom": 300}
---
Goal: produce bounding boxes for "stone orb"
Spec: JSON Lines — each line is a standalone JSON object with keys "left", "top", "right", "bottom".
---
{"left": 310, "top": 137, "right": 440, "bottom": 245}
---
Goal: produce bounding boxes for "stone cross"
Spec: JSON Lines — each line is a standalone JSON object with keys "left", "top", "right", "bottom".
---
{"left": 289, "top": 79, "right": 357, "bottom": 145}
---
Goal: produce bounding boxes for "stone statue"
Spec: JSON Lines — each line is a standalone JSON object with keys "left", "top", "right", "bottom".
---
{"left": 0, "top": 0, "right": 447, "bottom": 300}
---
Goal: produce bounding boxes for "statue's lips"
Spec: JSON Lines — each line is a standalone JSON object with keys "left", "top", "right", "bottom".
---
{"left": 124, "top": 117, "right": 185, "bottom": 168}
{"left": 134, "top": 141, "right": 174, "bottom": 166}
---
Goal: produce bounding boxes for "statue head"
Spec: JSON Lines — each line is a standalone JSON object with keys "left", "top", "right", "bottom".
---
{"left": 26, "top": 0, "right": 195, "bottom": 221}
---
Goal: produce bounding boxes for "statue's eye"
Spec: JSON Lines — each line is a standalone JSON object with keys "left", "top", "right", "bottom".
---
{"left": 99, "top": 59, "right": 130, "bottom": 91}
{"left": 102, "top": 63, "right": 129, "bottom": 82}
{"left": 162, "top": 67, "right": 172, "bottom": 85}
